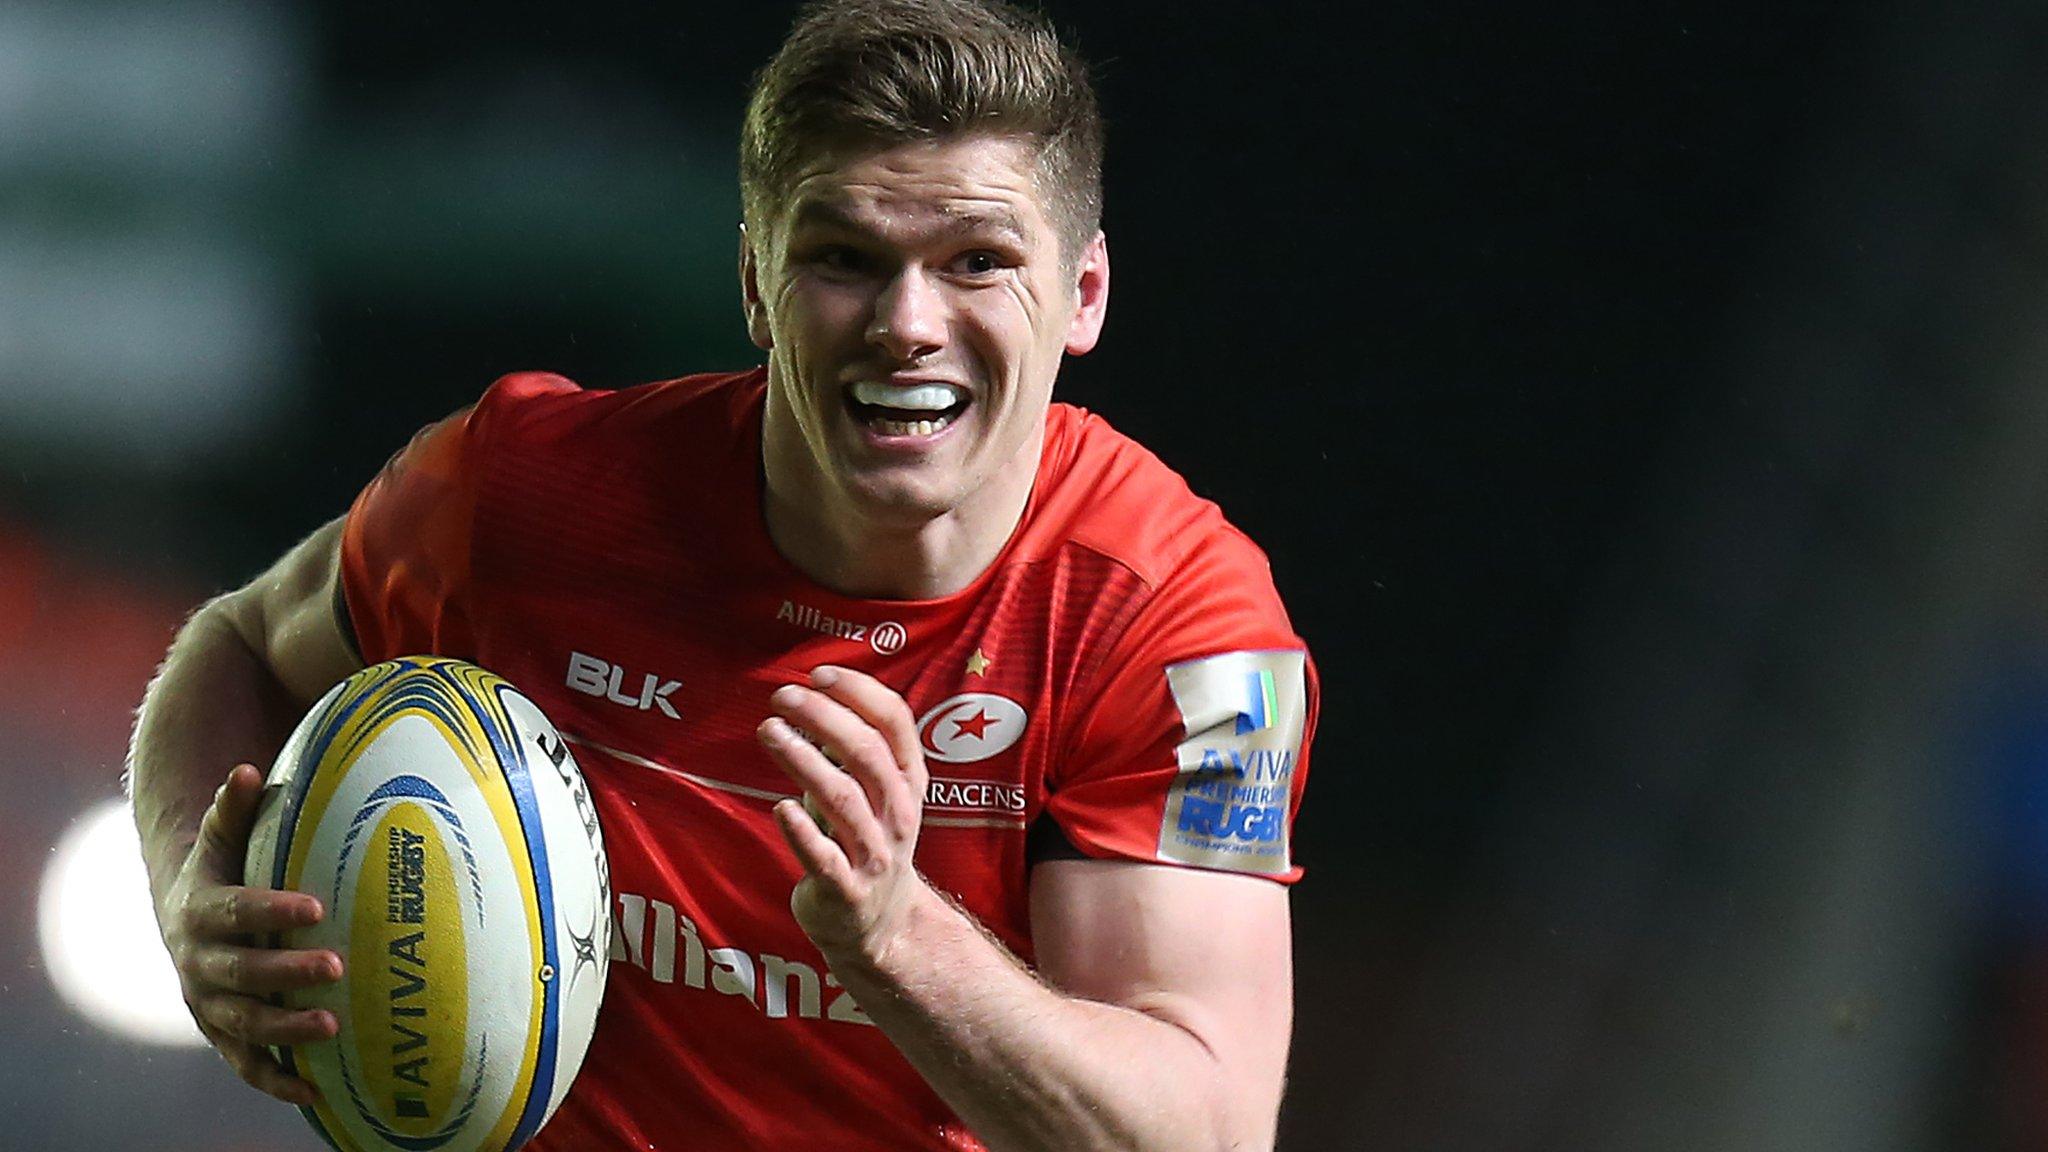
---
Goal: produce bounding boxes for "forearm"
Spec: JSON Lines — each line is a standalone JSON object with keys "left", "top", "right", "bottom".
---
{"left": 825, "top": 882, "right": 1247, "bottom": 1152}
{"left": 127, "top": 600, "right": 307, "bottom": 912}
{"left": 131, "top": 556, "right": 358, "bottom": 1105}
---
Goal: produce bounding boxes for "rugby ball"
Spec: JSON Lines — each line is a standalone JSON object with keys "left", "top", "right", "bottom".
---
{"left": 244, "top": 656, "right": 610, "bottom": 1152}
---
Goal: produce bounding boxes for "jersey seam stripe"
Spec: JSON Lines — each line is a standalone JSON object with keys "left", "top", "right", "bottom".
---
{"left": 559, "top": 733, "right": 1032, "bottom": 828}
{"left": 923, "top": 815, "right": 1027, "bottom": 830}
{"left": 559, "top": 731, "right": 795, "bottom": 802}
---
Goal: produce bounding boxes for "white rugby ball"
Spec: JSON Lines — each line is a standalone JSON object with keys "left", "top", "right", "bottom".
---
{"left": 244, "top": 656, "right": 610, "bottom": 1152}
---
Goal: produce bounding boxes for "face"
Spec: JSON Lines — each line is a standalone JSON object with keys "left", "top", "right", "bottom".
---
{"left": 742, "top": 134, "right": 1109, "bottom": 529}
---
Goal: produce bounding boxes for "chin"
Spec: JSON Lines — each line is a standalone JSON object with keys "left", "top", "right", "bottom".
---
{"left": 820, "top": 433, "right": 962, "bottom": 507}
{"left": 846, "top": 480, "right": 965, "bottom": 524}
{"left": 827, "top": 460, "right": 968, "bottom": 520}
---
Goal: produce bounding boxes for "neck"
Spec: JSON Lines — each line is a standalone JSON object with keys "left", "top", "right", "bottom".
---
{"left": 760, "top": 393, "right": 1040, "bottom": 602}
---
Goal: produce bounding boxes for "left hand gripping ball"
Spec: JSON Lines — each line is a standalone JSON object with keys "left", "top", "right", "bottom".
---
{"left": 244, "top": 656, "right": 612, "bottom": 1152}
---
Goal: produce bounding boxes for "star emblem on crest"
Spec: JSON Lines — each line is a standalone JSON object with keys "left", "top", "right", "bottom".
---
{"left": 951, "top": 709, "right": 997, "bottom": 740}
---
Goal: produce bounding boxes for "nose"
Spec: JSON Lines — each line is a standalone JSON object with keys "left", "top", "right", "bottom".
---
{"left": 866, "top": 267, "right": 947, "bottom": 361}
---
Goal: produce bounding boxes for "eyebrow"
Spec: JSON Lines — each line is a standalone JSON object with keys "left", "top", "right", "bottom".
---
{"left": 788, "top": 200, "right": 1030, "bottom": 247}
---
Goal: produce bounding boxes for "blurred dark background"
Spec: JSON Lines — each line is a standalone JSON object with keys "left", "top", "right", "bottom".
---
{"left": 8, "top": 1, "right": 2048, "bottom": 1149}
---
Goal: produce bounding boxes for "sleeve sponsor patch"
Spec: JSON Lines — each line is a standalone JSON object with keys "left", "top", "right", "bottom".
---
{"left": 1157, "top": 650, "right": 1307, "bottom": 875}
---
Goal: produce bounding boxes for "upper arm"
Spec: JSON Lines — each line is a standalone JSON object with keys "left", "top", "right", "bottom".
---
{"left": 211, "top": 516, "right": 364, "bottom": 706}
{"left": 1029, "top": 858, "right": 1294, "bottom": 1144}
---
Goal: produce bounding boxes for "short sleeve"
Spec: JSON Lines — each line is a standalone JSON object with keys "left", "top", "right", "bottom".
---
{"left": 1047, "top": 530, "right": 1319, "bottom": 883}
{"left": 339, "top": 373, "right": 574, "bottom": 662}
{"left": 340, "top": 405, "right": 481, "bottom": 663}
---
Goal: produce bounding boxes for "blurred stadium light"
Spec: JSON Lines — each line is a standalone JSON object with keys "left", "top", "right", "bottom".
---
{"left": 37, "top": 799, "right": 204, "bottom": 1048}
{"left": 0, "top": 518, "right": 319, "bottom": 1150}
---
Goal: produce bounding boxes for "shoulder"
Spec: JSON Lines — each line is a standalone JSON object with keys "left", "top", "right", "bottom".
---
{"left": 467, "top": 366, "right": 765, "bottom": 449}
{"left": 456, "top": 366, "right": 766, "bottom": 572}
{"left": 1035, "top": 403, "right": 1289, "bottom": 627}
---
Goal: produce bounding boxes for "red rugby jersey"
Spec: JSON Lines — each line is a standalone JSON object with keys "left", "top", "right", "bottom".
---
{"left": 340, "top": 368, "right": 1318, "bottom": 1151}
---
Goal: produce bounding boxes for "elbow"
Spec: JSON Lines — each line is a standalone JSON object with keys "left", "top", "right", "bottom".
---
{"left": 1117, "top": 1010, "right": 1278, "bottom": 1152}
{"left": 192, "top": 586, "right": 266, "bottom": 654}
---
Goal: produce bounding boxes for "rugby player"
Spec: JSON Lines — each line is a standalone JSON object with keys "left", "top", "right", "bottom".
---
{"left": 130, "top": 1, "right": 1319, "bottom": 1147}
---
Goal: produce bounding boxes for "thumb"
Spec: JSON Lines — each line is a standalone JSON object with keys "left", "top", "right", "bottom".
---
{"left": 195, "top": 763, "right": 265, "bottom": 875}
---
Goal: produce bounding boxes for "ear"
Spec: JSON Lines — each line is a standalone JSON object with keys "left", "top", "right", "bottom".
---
{"left": 1064, "top": 231, "right": 1110, "bottom": 355}
{"left": 739, "top": 223, "right": 773, "bottom": 351}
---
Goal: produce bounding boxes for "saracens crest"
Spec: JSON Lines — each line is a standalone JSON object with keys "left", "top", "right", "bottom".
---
{"left": 915, "top": 692, "right": 1027, "bottom": 764}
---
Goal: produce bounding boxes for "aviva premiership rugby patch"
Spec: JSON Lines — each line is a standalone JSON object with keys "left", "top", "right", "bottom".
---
{"left": 1158, "top": 650, "right": 1307, "bottom": 875}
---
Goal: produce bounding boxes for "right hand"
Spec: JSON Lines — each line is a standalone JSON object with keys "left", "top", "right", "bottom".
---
{"left": 161, "top": 762, "right": 344, "bottom": 1105}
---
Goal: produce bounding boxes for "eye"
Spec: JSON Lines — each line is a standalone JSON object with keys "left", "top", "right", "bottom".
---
{"left": 952, "top": 250, "right": 1007, "bottom": 277}
{"left": 803, "top": 245, "right": 871, "bottom": 276}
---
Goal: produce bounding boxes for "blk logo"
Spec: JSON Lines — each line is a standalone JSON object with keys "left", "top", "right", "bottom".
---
{"left": 566, "top": 651, "right": 681, "bottom": 719}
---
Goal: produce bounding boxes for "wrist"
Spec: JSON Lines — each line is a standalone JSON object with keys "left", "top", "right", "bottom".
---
{"left": 822, "top": 873, "right": 948, "bottom": 982}
{"left": 143, "top": 829, "right": 199, "bottom": 905}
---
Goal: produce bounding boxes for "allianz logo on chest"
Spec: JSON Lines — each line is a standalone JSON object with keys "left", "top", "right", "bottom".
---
{"left": 776, "top": 599, "right": 907, "bottom": 655}
{"left": 565, "top": 650, "right": 681, "bottom": 719}
{"left": 612, "top": 891, "right": 873, "bottom": 1027}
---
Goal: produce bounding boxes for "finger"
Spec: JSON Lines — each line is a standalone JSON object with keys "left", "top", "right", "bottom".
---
{"left": 211, "top": 1031, "right": 322, "bottom": 1107}
{"left": 758, "top": 718, "right": 891, "bottom": 865}
{"left": 807, "top": 666, "right": 924, "bottom": 778}
{"left": 196, "top": 763, "right": 266, "bottom": 875}
{"left": 190, "top": 943, "right": 344, "bottom": 995}
{"left": 802, "top": 791, "right": 834, "bottom": 838}
{"left": 193, "top": 991, "right": 339, "bottom": 1048}
{"left": 773, "top": 798, "right": 856, "bottom": 890}
{"left": 759, "top": 716, "right": 886, "bottom": 860}
{"left": 767, "top": 685, "right": 909, "bottom": 826}
{"left": 187, "top": 884, "right": 325, "bottom": 939}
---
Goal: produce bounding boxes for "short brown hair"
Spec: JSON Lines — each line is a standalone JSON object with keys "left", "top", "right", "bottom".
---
{"left": 740, "top": 0, "right": 1104, "bottom": 263}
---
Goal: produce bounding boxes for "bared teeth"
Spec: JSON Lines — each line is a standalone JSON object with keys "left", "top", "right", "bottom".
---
{"left": 870, "top": 414, "right": 951, "bottom": 437}
{"left": 851, "top": 382, "right": 961, "bottom": 410}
